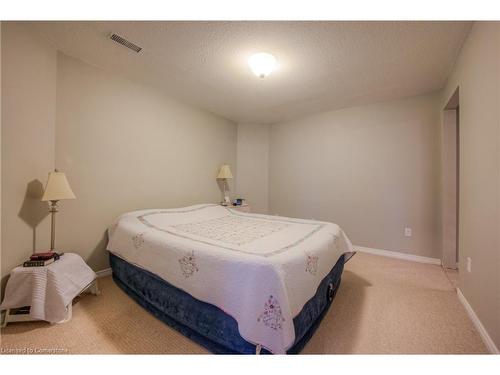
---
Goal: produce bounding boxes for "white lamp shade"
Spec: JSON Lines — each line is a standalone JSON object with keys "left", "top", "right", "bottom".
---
{"left": 217, "top": 165, "right": 233, "bottom": 179}
{"left": 41, "top": 171, "right": 76, "bottom": 201}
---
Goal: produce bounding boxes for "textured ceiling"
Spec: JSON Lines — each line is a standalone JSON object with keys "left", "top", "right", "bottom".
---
{"left": 27, "top": 21, "right": 472, "bottom": 124}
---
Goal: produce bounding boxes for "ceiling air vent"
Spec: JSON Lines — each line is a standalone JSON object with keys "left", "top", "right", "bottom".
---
{"left": 109, "top": 33, "right": 142, "bottom": 53}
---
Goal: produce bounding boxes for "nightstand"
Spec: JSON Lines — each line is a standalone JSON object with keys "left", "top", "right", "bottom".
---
{"left": 0, "top": 253, "right": 99, "bottom": 327}
{"left": 229, "top": 203, "right": 251, "bottom": 213}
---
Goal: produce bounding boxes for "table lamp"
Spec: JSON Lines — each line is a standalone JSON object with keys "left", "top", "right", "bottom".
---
{"left": 217, "top": 164, "right": 233, "bottom": 206}
{"left": 41, "top": 170, "right": 76, "bottom": 252}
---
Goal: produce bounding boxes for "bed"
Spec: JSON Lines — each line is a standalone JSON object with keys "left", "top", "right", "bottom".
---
{"left": 106, "top": 204, "right": 354, "bottom": 354}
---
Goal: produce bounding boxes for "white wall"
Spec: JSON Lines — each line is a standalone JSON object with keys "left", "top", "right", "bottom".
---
{"left": 441, "top": 109, "right": 458, "bottom": 269}
{"left": 236, "top": 123, "right": 269, "bottom": 213}
{"left": 441, "top": 22, "right": 500, "bottom": 350}
{"left": 55, "top": 53, "right": 237, "bottom": 271}
{"left": 1, "top": 22, "right": 57, "bottom": 282}
{"left": 269, "top": 93, "right": 442, "bottom": 259}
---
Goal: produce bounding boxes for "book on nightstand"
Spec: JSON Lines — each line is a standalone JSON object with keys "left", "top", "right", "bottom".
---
{"left": 30, "top": 251, "right": 60, "bottom": 261}
{"left": 23, "top": 251, "right": 61, "bottom": 267}
{"left": 23, "top": 258, "right": 55, "bottom": 267}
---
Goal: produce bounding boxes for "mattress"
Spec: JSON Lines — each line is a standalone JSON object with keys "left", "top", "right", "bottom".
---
{"left": 106, "top": 204, "right": 353, "bottom": 354}
{"left": 110, "top": 252, "right": 346, "bottom": 354}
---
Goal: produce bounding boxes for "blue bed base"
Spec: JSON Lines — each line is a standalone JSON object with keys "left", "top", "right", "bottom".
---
{"left": 110, "top": 253, "right": 345, "bottom": 354}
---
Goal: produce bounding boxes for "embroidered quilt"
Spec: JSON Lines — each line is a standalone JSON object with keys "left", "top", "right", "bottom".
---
{"left": 106, "top": 204, "right": 353, "bottom": 354}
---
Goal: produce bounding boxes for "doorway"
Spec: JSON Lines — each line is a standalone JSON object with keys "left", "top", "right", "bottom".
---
{"left": 442, "top": 88, "right": 459, "bottom": 270}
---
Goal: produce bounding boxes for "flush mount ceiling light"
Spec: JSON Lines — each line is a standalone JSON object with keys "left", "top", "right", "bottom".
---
{"left": 248, "top": 52, "right": 278, "bottom": 78}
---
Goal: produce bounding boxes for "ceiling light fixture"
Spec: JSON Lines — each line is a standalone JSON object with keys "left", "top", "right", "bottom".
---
{"left": 248, "top": 52, "right": 277, "bottom": 78}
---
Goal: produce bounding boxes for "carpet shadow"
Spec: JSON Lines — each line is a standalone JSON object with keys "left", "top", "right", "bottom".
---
{"left": 301, "top": 269, "right": 372, "bottom": 354}
{"left": 0, "top": 298, "right": 83, "bottom": 336}
{"left": 0, "top": 320, "right": 51, "bottom": 336}
{"left": 77, "top": 277, "right": 209, "bottom": 354}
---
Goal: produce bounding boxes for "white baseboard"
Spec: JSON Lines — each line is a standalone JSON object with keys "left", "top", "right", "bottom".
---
{"left": 355, "top": 246, "right": 442, "bottom": 265}
{"left": 457, "top": 288, "right": 499, "bottom": 354}
{"left": 96, "top": 268, "right": 112, "bottom": 278}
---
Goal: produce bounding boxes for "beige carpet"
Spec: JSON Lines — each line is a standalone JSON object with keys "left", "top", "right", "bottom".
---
{"left": 0, "top": 252, "right": 488, "bottom": 354}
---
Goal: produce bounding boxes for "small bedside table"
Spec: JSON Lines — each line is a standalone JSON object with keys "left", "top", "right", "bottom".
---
{"left": 228, "top": 203, "right": 251, "bottom": 213}
{"left": 0, "top": 253, "right": 99, "bottom": 327}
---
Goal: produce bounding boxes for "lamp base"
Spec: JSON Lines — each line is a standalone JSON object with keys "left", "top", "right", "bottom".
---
{"left": 49, "top": 200, "right": 59, "bottom": 253}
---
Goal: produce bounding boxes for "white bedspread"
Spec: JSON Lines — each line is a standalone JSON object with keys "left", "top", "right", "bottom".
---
{"left": 0, "top": 253, "right": 96, "bottom": 323}
{"left": 107, "top": 204, "right": 353, "bottom": 354}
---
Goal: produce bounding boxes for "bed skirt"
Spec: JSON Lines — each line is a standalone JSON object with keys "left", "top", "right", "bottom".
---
{"left": 110, "top": 253, "right": 345, "bottom": 354}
